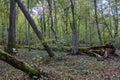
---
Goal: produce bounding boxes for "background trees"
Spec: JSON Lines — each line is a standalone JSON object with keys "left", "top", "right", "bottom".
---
{"left": 0, "top": 0, "right": 120, "bottom": 50}
{"left": 0, "top": 0, "right": 120, "bottom": 79}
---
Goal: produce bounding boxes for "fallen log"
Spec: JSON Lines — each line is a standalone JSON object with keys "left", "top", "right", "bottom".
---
{"left": 88, "top": 44, "right": 115, "bottom": 56}
{"left": 0, "top": 49, "right": 48, "bottom": 79}
{"left": 67, "top": 44, "right": 118, "bottom": 61}
{"left": 83, "top": 44, "right": 117, "bottom": 60}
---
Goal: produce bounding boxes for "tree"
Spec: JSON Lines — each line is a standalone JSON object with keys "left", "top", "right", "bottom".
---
{"left": 94, "top": 0, "right": 102, "bottom": 45}
{"left": 64, "top": 6, "right": 69, "bottom": 34}
{"left": 53, "top": 0, "right": 58, "bottom": 41}
{"left": 46, "top": 0, "right": 57, "bottom": 41}
{"left": 14, "top": 0, "right": 54, "bottom": 57}
{"left": 41, "top": 0, "right": 46, "bottom": 37}
{"left": 7, "top": 0, "right": 16, "bottom": 54}
{"left": 70, "top": 0, "right": 78, "bottom": 54}
{"left": 27, "top": 0, "right": 31, "bottom": 51}
{"left": 114, "top": 0, "right": 119, "bottom": 39}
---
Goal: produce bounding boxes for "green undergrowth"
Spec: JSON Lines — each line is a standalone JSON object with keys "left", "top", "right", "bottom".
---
{"left": 0, "top": 49, "right": 120, "bottom": 80}
{"left": 30, "top": 50, "right": 120, "bottom": 79}
{"left": 18, "top": 44, "right": 89, "bottom": 53}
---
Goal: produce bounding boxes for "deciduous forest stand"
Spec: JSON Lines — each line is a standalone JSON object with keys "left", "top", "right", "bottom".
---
{"left": 0, "top": 44, "right": 120, "bottom": 79}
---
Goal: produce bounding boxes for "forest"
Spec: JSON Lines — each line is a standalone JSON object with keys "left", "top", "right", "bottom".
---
{"left": 0, "top": 0, "right": 120, "bottom": 80}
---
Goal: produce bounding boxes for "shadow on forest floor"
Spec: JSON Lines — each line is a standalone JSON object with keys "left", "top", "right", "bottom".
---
{"left": 0, "top": 49, "right": 120, "bottom": 80}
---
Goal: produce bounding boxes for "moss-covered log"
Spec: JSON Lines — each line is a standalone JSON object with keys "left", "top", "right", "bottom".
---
{"left": 0, "top": 49, "right": 45, "bottom": 78}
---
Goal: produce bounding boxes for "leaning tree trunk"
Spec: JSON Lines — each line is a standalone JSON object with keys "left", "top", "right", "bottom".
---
{"left": 0, "top": 49, "right": 39, "bottom": 77}
{"left": 14, "top": 0, "right": 54, "bottom": 57}
{"left": 7, "top": 0, "right": 16, "bottom": 54}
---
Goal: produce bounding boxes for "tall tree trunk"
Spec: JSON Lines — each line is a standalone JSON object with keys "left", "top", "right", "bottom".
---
{"left": 53, "top": 0, "right": 58, "bottom": 41}
{"left": 64, "top": 7, "right": 69, "bottom": 33}
{"left": 100, "top": 0, "right": 113, "bottom": 40}
{"left": 94, "top": 0, "right": 102, "bottom": 45}
{"left": 42, "top": 2, "right": 46, "bottom": 37}
{"left": 1, "top": 23, "right": 5, "bottom": 45}
{"left": 1, "top": 0, "right": 7, "bottom": 45}
{"left": 47, "top": 0, "right": 57, "bottom": 41}
{"left": 108, "top": 0, "right": 112, "bottom": 33}
{"left": 85, "top": 19, "right": 88, "bottom": 46}
{"left": 70, "top": 0, "right": 78, "bottom": 54}
{"left": 87, "top": 7, "right": 92, "bottom": 46}
{"left": 114, "top": 0, "right": 119, "bottom": 39}
{"left": 14, "top": 0, "right": 54, "bottom": 57}
{"left": 27, "top": 0, "right": 31, "bottom": 51}
{"left": 38, "top": 17, "right": 43, "bottom": 33}
{"left": 7, "top": 0, "right": 16, "bottom": 54}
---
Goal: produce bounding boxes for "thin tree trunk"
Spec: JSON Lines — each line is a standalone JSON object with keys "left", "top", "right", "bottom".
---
{"left": 89, "top": 23, "right": 92, "bottom": 46}
{"left": 94, "top": 0, "right": 102, "bottom": 45}
{"left": 39, "top": 17, "right": 44, "bottom": 33}
{"left": 53, "top": 0, "right": 58, "bottom": 41}
{"left": 85, "top": 19, "right": 88, "bottom": 46}
{"left": 7, "top": 0, "right": 16, "bottom": 54}
{"left": 100, "top": 0, "right": 105, "bottom": 44}
{"left": 14, "top": 0, "right": 54, "bottom": 57}
{"left": 88, "top": 9, "right": 92, "bottom": 46}
{"left": 42, "top": 2, "right": 46, "bottom": 37}
{"left": 114, "top": 0, "right": 119, "bottom": 39}
{"left": 2, "top": 0, "right": 7, "bottom": 45}
{"left": 27, "top": 0, "right": 31, "bottom": 51}
{"left": 64, "top": 7, "right": 69, "bottom": 33}
{"left": 108, "top": 0, "right": 112, "bottom": 32}
{"left": 47, "top": 0, "right": 57, "bottom": 41}
{"left": 1, "top": 23, "right": 5, "bottom": 45}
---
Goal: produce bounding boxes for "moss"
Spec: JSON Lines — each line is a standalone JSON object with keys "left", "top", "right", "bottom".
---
{"left": 0, "top": 49, "right": 39, "bottom": 77}
{"left": 24, "top": 63, "right": 38, "bottom": 76}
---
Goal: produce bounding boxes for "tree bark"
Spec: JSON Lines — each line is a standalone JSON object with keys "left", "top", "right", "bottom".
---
{"left": 14, "top": 0, "right": 54, "bottom": 57}
{"left": 27, "top": 0, "right": 31, "bottom": 51}
{"left": 70, "top": 0, "right": 78, "bottom": 54}
{"left": 1, "top": 23, "right": 5, "bottom": 45}
{"left": 94, "top": 0, "right": 102, "bottom": 45}
{"left": 42, "top": 2, "right": 46, "bottom": 37}
{"left": 53, "top": 0, "right": 58, "bottom": 41}
{"left": 114, "top": 0, "right": 119, "bottom": 39}
{"left": 7, "top": 0, "right": 16, "bottom": 54}
{"left": 47, "top": 0, "right": 57, "bottom": 41}
{"left": 64, "top": 7, "right": 69, "bottom": 33}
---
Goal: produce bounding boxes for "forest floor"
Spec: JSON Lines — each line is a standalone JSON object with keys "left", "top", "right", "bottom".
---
{"left": 0, "top": 49, "right": 120, "bottom": 80}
